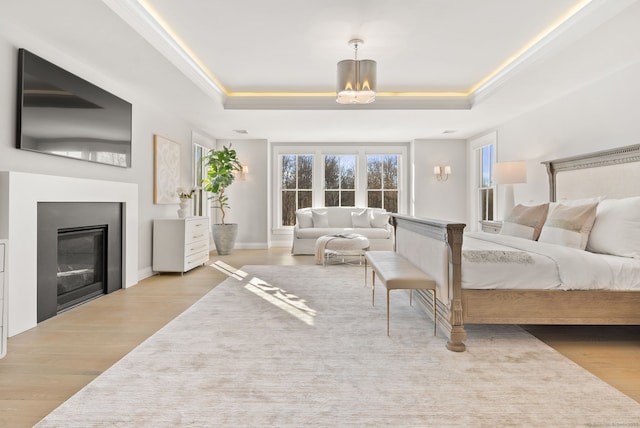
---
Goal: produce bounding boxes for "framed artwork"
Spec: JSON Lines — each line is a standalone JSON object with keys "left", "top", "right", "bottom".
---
{"left": 153, "top": 135, "right": 181, "bottom": 204}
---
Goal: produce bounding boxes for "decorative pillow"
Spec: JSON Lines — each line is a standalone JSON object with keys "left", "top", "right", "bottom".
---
{"left": 499, "top": 203, "right": 549, "bottom": 240}
{"left": 295, "top": 211, "right": 313, "bottom": 229}
{"left": 351, "top": 209, "right": 370, "bottom": 228}
{"left": 312, "top": 210, "right": 329, "bottom": 228}
{"left": 538, "top": 202, "right": 598, "bottom": 250}
{"left": 548, "top": 196, "right": 604, "bottom": 215}
{"left": 586, "top": 196, "right": 640, "bottom": 258}
{"left": 370, "top": 210, "right": 390, "bottom": 228}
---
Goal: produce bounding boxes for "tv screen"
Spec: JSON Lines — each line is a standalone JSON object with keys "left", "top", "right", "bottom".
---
{"left": 16, "top": 48, "right": 132, "bottom": 168}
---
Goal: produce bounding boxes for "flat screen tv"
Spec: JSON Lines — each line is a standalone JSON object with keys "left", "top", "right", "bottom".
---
{"left": 16, "top": 48, "right": 132, "bottom": 168}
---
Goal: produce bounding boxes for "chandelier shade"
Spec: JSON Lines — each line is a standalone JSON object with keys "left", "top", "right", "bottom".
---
{"left": 336, "top": 39, "right": 377, "bottom": 104}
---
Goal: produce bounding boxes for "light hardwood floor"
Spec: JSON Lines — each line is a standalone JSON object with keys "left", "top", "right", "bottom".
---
{"left": 1, "top": 248, "right": 638, "bottom": 427}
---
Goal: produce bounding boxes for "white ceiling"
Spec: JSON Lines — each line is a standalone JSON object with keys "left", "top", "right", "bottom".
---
{"left": 9, "top": 0, "right": 638, "bottom": 143}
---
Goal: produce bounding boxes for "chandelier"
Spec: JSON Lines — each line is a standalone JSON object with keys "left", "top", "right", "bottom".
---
{"left": 336, "top": 39, "right": 377, "bottom": 104}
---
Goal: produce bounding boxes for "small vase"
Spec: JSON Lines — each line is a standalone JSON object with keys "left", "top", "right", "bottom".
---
{"left": 177, "top": 198, "right": 191, "bottom": 218}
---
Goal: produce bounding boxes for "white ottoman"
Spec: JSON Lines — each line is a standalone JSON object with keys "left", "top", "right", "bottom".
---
{"left": 315, "top": 234, "right": 370, "bottom": 265}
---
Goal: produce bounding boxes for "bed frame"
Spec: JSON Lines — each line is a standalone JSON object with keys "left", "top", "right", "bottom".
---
{"left": 393, "top": 144, "right": 640, "bottom": 352}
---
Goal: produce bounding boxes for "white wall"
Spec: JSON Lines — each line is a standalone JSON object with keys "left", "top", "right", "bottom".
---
{"left": 216, "top": 139, "right": 269, "bottom": 249}
{"left": 412, "top": 139, "right": 467, "bottom": 223}
{"left": 0, "top": 1, "right": 220, "bottom": 278}
{"left": 488, "top": 59, "right": 640, "bottom": 210}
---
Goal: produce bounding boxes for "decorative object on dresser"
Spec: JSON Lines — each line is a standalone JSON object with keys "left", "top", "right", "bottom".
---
{"left": 152, "top": 217, "right": 209, "bottom": 274}
{"left": 0, "top": 240, "right": 7, "bottom": 358}
{"left": 177, "top": 188, "right": 194, "bottom": 218}
{"left": 203, "top": 144, "right": 243, "bottom": 255}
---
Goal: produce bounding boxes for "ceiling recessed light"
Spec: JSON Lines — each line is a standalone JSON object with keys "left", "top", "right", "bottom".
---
{"left": 443, "top": 130, "right": 457, "bottom": 134}
{"left": 233, "top": 129, "right": 248, "bottom": 134}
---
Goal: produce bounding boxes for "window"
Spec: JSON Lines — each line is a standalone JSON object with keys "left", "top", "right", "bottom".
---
{"left": 274, "top": 144, "right": 407, "bottom": 231}
{"left": 367, "top": 154, "right": 398, "bottom": 212}
{"left": 324, "top": 154, "right": 356, "bottom": 207}
{"left": 192, "top": 143, "right": 208, "bottom": 217}
{"left": 281, "top": 154, "right": 313, "bottom": 226}
{"left": 478, "top": 144, "right": 495, "bottom": 221}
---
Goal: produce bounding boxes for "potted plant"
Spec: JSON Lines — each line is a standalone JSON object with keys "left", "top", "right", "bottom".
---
{"left": 202, "top": 144, "right": 243, "bottom": 255}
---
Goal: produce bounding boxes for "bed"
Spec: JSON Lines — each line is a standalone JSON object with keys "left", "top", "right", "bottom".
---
{"left": 391, "top": 144, "right": 640, "bottom": 352}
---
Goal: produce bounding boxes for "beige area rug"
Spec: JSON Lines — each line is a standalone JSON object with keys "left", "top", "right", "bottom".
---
{"left": 37, "top": 264, "right": 640, "bottom": 427}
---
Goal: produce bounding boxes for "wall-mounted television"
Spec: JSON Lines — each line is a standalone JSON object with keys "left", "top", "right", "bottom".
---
{"left": 16, "top": 48, "right": 132, "bottom": 168}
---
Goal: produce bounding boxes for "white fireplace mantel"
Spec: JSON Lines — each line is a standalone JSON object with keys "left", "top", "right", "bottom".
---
{"left": 0, "top": 171, "right": 139, "bottom": 336}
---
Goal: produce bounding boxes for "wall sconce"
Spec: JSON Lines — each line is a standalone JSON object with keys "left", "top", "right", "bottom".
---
{"left": 240, "top": 165, "right": 249, "bottom": 180}
{"left": 434, "top": 165, "right": 451, "bottom": 182}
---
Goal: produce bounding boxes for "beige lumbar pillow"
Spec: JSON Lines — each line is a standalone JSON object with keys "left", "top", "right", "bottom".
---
{"left": 500, "top": 203, "right": 549, "bottom": 240}
{"left": 538, "top": 202, "right": 598, "bottom": 250}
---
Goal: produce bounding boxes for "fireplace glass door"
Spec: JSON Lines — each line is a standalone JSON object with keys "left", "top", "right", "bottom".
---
{"left": 57, "top": 226, "right": 107, "bottom": 312}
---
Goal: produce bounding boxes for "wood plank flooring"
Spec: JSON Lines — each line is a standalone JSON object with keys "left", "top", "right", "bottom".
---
{"left": 1, "top": 248, "right": 638, "bottom": 427}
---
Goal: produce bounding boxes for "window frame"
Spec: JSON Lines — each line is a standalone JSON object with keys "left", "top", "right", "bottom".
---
{"left": 272, "top": 144, "right": 408, "bottom": 231}
{"left": 468, "top": 132, "right": 497, "bottom": 230}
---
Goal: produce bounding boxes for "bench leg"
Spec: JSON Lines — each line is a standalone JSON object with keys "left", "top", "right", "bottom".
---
{"left": 432, "top": 289, "right": 437, "bottom": 336}
{"left": 364, "top": 258, "right": 367, "bottom": 286}
{"left": 387, "top": 288, "right": 390, "bottom": 336}
{"left": 371, "top": 271, "right": 376, "bottom": 306}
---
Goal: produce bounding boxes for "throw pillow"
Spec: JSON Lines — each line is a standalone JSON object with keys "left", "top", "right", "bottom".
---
{"left": 312, "top": 210, "right": 329, "bottom": 228}
{"left": 538, "top": 202, "right": 598, "bottom": 250}
{"left": 586, "top": 196, "right": 640, "bottom": 258}
{"left": 500, "top": 203, "right": 549, "bottom": 240}
{"left": 295, "top": 210, "right": 313, "bottom": 229}
{"left": 351, "top": 209, "right": 370, "bottom": 228}
{"left": 370, "top": 210, "right": 390, "bottom": 228}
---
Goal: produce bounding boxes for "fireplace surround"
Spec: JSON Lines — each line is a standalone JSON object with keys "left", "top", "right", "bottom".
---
{"left": 0, "top": 171, "right": 138, "bottom": 337}
{"left": 37, "top": 202, "right": 123, "bottom": 322}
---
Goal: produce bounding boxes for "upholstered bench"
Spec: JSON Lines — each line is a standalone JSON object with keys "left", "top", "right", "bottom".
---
{"left": 364, "top": 251, "right": 437, "bottom": 336}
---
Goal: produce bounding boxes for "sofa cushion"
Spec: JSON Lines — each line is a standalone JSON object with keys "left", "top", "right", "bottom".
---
{"left": 312, "top": 210, "right": 329, "bottom": 228}
{"left": 296, "top": 210, "right": 313, "bottom": 229}
{"left": 351, "top": 209, "right": 370, "bottom": 228}
{"left": 370, "top": 210, "right": 390, "bottom": 228}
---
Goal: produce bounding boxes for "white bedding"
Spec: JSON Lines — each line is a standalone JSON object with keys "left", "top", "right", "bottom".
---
{"left": 462, "top": 232, "right": 640, "bottom": 291}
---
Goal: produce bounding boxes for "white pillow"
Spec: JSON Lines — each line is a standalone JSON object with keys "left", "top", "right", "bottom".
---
{"left": 586, "top": 196, "right": 640, "bottom": 258}
{"left": 538, "top": 202, "right": 598, "bottom": 250}
{"left": 312, "top": 210, "right": 329, "bottom": 228}
{"left": 295, "top": 211, "right": 313, "bottom": 229}
{"left": 500, "top": 203, "right": 549, "bottom": 240}
{"left": 351, "top": 209, "right": 370, "bottom": 228}
{"left": 370, "top": 210, "right": 390, "bottom": 228}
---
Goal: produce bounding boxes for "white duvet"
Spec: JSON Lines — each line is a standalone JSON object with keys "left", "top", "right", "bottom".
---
{"left": 462, "top": 232, "right": 640, "bottom": 291}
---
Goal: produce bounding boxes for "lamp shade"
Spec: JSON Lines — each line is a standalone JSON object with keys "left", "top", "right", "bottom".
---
{"left": 493, "top": 161, "right": 527, "bottom": 185}
{"left": 336, "top": 59, "right": 377, "bottom": 104}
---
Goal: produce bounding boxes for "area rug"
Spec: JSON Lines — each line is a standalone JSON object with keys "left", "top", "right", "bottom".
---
{"left": 37, "top": 264, "right": 640, "bottom": 427}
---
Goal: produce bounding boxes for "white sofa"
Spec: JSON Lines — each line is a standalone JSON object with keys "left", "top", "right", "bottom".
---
{"left": 292, "top": 207, "right": 395, "bottom": 255}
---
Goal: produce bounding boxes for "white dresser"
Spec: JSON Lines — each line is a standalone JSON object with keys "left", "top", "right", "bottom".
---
{"left": 153, "top": 217, "right": 210, "bottom": 273}
{"left": 1, "top": 240, "right": 7, "bottom": 358}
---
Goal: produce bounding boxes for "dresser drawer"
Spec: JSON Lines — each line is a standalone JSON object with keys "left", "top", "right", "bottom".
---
{"left": 185, "top": 239, "right": 209, "bottom": 258}
{"left": 185, "top": 219, "right": 208, "bottom": 244}
{"left": 185, "top": 251, "right": 209, "bottom": 271}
